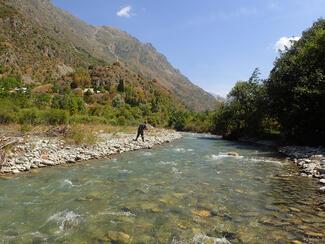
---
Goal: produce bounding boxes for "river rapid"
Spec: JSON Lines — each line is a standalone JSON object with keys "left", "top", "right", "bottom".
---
{"left": 0, "top": 133, "right": 324, "bottom": 243}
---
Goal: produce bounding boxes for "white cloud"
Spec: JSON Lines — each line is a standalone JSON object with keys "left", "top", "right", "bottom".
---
{"left": 274, "top": 36, "right": 301, "bottom": 52}
{"left": 117, "top": 5, "right": 132, "bottom": 18}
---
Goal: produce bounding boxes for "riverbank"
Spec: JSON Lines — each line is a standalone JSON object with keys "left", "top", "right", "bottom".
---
{"left": 279, "top": 146, "right": 325, "bottom": 192}
{"left": 0, "top": 126, "right": 182, "bottom": 175}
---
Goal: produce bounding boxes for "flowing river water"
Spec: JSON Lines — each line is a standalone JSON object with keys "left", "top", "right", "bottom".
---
{"left": 0, "top": 133, "right": 324, "bottom": 243}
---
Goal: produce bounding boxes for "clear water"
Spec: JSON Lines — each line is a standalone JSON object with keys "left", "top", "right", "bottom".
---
{"left": 0, "top": 134, "right": 324, "bottom": 243}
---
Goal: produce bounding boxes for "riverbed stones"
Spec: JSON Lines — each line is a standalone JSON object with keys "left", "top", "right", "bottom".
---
{"left": 280, "top": 146, "right": 325, "bottom": 186}
{"left": 291, "top": 240, "right": 302, "bottom": 244}
{"left": 104, "top": 231, "right": 130, "bottom": 243}
{"left": 0, "top": 130, "right": 182, "bottom": 175}
{"left": 303, "top": 231, "right": 324, "bottom": 238}
{"left": 289, "top": 207, "right": 301, "bottom": 213}
{"left": 191, "top": 209, "right": 211, "bottom": 218}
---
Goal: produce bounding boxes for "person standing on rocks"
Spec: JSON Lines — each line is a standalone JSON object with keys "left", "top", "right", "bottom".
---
{"left": 134, "top": 123, "right": 147, "bottom": 142}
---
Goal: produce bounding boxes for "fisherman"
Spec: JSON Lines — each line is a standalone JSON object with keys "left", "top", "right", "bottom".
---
{"left": 134, "top": 123, "right": 147, "bottom": 142}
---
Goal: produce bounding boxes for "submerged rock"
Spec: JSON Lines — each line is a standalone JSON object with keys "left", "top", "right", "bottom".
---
{"left": 191, "top": 209, "right": 211, "bottom": 218}
{"left": 104, "top": 231, "right": 130, "bottom": 243}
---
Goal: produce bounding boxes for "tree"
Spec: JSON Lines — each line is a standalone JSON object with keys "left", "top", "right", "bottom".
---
{"left": 265, "top": 19, "right": 325, "bottom": 144}
{"left": 112, "top": 94, "right": 125, "bottom": 108}
{"left": 71, "top": 68, "right": 91, "bottom": 88}
{"left": 214, "top": 69, "right": 268, "bottom": 139}
{"left": 117, "top": 79, "right": 125, "bottom": 92}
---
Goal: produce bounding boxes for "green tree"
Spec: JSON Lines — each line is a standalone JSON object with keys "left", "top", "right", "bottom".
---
{"left": 266, "top": 19, "right": 325, "bottom": 144}
{"left": 112, "top": 94, "right": 125, "bottom": 108}
{"left": 117, "top": 79, "right": 125, "bottom": 92}
{"left": 214, "top": 69, "right": 267, "bottom": 139}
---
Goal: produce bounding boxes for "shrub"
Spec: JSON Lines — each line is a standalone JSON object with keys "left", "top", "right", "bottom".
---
{"left": 112, "top": 94, "right": 125, "bottom": 108}
{"left": 0, "top": 110, "right": 15, "bottom": 124}
{"left": 18, "top": 108, "right": 42, "bottom": 124}
{"left": 44, "top": 109, "right": 68, "bottom": 125}
{"left": 71, "top": 68, "right": 91, "bottom": 88}
{"left": 117, "top": 116, "right": 126, "bottom": 126}
{"left": 65, "top": 126, "right": 98, "bottom": 145}
{"left": 0, "top": 65, "right": 4, "bottom": 74}
{"left": 0, "top": 76, "right": 22, "bottom": 90}
{"left": 69, "top": 115, "right": 107, "bottom": 124}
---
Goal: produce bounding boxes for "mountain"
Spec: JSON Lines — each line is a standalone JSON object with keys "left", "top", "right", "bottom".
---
{"left": 2, "top": 0, "right": 217, "bottom": 111}
{"left": 209, "top": 92, "right": 225, "bottom": 103}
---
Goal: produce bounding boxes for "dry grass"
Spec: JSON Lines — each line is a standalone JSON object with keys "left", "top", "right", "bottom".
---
{"left": 0, "top": 124, "right": 165, "bottom": 145}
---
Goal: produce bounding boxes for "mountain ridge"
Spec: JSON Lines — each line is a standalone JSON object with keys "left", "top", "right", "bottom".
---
{"left": 5, "top": 0, "right": 217, "bottom": 111}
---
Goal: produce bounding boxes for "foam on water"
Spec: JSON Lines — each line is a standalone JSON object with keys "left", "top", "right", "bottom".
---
{"left": 159, "top": 161, "right": 177, "bottom": 166}
{"left": 143, "top": 152, "right": 153, "bottom": 156}
{"left": 173, "top": 148, "right": 186, "bottom": 153}
{"left": 118, "top": 169, "right": 133, "bottom": 174}
{"left": 171, "top": 167, "right": 182, "bottom": 175}
{"left": 172, "top": 148, "right": 194, "bottom": 153}
{"left": 47, "top": 210, "right": 81, "bottom": 233}
{"left": 62, "top": 179, "right": 74, "bottom": 187}
{"left": 98, "top": 210, "right": 136, "bottom": 217}
{"left": 250, "top": 157, "right": 283, "bottom": 166}
{"left": 207, "top": 153, "right": 244, "bottom": 160}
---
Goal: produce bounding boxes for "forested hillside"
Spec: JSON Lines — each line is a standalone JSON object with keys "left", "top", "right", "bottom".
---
{"left": 0, "top": 0, "right": 221, "bottom": 132}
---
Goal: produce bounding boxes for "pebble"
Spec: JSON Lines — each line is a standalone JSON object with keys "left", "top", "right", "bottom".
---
{"left": 191, "top": 209, "right": 211, "bottom": 218}
{"left": 289, "top": 207, "right": 301, "bottom": 213}
{"left": 0, "top": 130, "right": 182, "bottom": 175}
{"left": 104, "top": 231, "right": 130, "bottom": 243}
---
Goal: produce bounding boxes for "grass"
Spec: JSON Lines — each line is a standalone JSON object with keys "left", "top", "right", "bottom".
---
{"left": 0, "top": 123, "right": 167, "bottom": 146}
{"left": 0, "top": 124, "right": 141, "bottom": 144}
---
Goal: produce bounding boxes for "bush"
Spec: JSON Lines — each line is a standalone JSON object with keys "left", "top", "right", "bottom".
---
{"left": 0, "top": 76, "right": 22, "bottom": 90}
{"left": 0, "top": 110, "right": 15, "bottom": 124}
{"left": 0, "top": 65, "right": 4, "bottom": 74}
{"left": 112, "top": 94, "right": 124, "bottom": 108}
{"left": 44, "top": 109, "right": 68, "bottom": 125}
{"left": 117, "top": 116, "right": 126, "bottom": 126}
{"left": 18, "top": 108, "right": 42, "bottom": 124}
{"left": 71, "top": 68, "right": 91, "bottom": 88}
{"left": 65, "top": 126, "right": 97, "bottom": 145}
{"left": 0, "top": 98, "right": 18, "bottom": 124}
{"left": 32, "top": 93, "right": 52, "bottom": 109}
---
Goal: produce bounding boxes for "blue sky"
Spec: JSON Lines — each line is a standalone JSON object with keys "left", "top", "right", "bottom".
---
{"left": 52, "top": 0, "right": 324, "bottom": 96}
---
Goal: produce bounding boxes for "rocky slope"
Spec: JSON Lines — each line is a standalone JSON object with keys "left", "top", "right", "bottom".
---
{"left": 4, "top": 0, "right": 217, "bottom": 111}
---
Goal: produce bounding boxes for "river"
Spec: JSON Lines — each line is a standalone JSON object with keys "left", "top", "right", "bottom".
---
{"left": 0, "top": 133, "right": 324, "bottom": 243}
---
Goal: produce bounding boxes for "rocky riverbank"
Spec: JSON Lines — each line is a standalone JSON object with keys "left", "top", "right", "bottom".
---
{"left": 279, "top": 146, "right": 325, "bottom": 192}
{"left": 0, "top": 129, "right": 182, "bottom": 175}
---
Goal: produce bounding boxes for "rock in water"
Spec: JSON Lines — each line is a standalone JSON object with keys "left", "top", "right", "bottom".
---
{"left": 105, "top": 231, "right": 130, "bottom": 243}
{"left": 191, "top": 209, "right": 211, "bottom": 218}
{"left": 227, "top": 152, "right": 240, "bottom": 157}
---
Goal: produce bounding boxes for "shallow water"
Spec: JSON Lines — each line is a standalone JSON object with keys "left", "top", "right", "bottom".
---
{"left": 0, "top": 133, "right": 324, "bottom": 243}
